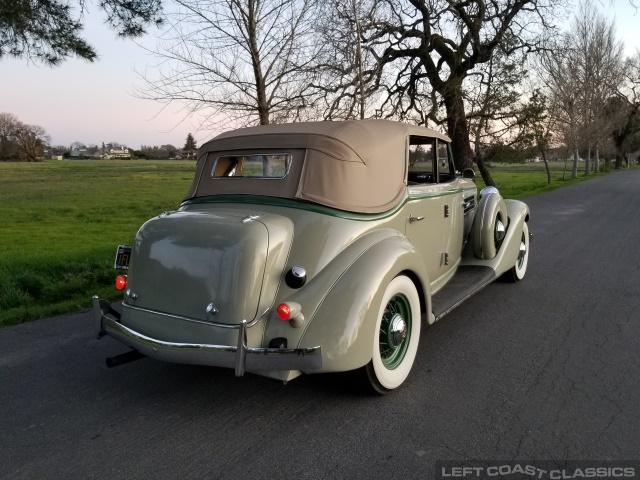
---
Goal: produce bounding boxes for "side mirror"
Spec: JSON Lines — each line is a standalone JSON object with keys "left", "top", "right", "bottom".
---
{"left": 462, "top": 168, "right": 476, "bottom": 182}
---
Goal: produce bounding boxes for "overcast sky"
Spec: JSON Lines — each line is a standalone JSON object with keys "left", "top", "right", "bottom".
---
{"left": 1, "top": 1, "right": 639, "bottom": 149}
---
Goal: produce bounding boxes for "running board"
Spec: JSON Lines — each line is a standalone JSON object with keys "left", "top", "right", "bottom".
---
{"left": 431, "top": 266, "right": 496, "bottom": 322}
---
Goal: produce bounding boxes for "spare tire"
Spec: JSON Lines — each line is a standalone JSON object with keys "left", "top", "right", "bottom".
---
{"left": 473, "top": 192, "right": 508, "bottom": 260}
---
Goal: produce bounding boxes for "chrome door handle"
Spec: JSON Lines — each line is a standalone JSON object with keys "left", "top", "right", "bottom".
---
{"left": 409, "top": 215, "right": 425, "bottom": 223}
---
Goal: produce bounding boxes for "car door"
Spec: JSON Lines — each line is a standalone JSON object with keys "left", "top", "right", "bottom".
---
{"left": 435, "top": 140, "right": 465, "bottom": 280}
{"left": 404, "top": 136, "right": 461, "bottom": 290}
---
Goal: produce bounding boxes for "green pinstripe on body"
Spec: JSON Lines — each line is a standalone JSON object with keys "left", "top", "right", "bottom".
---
{"left": 181, "top": 189, "right": 464, "bottom": 221}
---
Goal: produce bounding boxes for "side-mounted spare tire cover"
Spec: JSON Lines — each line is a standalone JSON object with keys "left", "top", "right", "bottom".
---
{"left": 473, "top": 188, "right": 509, "bottom": 260}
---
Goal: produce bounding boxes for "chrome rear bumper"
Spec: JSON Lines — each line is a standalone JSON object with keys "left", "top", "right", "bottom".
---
{"left": 92, "top": 296, "right": 322, "bottom": 376}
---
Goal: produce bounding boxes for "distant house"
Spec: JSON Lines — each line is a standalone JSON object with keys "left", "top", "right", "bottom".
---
{"left": 98, "top": 146, "right": 132, "bottom": 159}
{"left": 109, "top": 147, "right": 131, "bottom": 159}
{"left": 70, "top": 147, "right": 90, "bottom": 158}
{"left": 43, "top": 149, "right": 63, "bottom": 160}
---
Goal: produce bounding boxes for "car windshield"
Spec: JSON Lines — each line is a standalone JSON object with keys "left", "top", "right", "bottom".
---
{"left": 211, "top": 153, "right": 291, "bottom": 178}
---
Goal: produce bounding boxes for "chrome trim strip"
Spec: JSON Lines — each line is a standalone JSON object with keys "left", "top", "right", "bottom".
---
{"left": 463, "top": 195, "right": 476, "bottom": 213}
{"left": 94, "top": 304, "right": 322, "bottom": 372}
{"left": 407, "top": 187, "right": 464, "bottom": 199}
{"left": 235, "top": 320, "right": 247, "bottom": 376}
{"left": 121, "top": 302, "right": 262, "bottom": 329}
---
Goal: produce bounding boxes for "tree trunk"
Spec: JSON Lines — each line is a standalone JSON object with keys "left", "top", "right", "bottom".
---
{"left": 615, "top": 153, "right": 623, "bottom": 169}
{"left": 352, "top": 0, "right": 365, "bottom": 120}
{"left": 247, "top": 0, "right": 269, "bottom": 125}
{"left": 442, "top": 79, "right": 475, "bottom": 172}
{"left": 540, "top": 148, "right": 551, "bottom": 184}
{"left": 572, "top": 149, "right": 579, "bottom": 179}
{"left": 585, "top": 146, "right": 591, "bottom": 176}
{"left": 474, "top": 155, "right": 496, "bottom": 187}
{"left": 594, "top": 147, "right": 600, "bottom": 173}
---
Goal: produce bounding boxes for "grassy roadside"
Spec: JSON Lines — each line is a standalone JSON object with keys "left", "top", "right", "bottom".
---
{"left": 477, "top": 161, "right": 620, "bottom": 198}
{"left": 0, "top": 159, "right": 628, "bottom": 327}
{"left": 0, "top": 160, "right": 195, "bottom": 326}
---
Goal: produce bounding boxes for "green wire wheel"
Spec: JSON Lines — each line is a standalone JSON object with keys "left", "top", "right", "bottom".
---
{"left": 378, "top": 293, "right": 412, "bottom": 369}
{"left": 361, "top": 275, "right": 421, "bottom": 394}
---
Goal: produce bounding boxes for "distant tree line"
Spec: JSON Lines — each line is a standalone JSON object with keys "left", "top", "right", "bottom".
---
{"left": 0, "top": 113, "right": 49, "bottom": 162}
{"left": 131, "top": 0, "right": 640, "bottom": 185}
{"left": 0, "top": 114, "right": 198, "bottom": 162}
{"left": 530, "top": 0, "right": 640, "bottom": 180}
{"left": 133, "top": 134, "right": 197, "bottom": 159}
{"left": 3, "top": 0, "right": 640, "bottom": 183}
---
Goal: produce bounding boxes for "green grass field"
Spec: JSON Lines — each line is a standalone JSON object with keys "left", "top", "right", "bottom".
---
{"left": 478, "top": 160, "right": 615, "bottom": 198}
{"left": 0, "top": 158, "right": 625, "bottom": 327}
{"left": 0, "top": 160, "right": 195, "bottom": 326}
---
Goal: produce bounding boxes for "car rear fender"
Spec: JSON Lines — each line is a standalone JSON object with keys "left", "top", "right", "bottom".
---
{"left": 291, "top": 234, "right": 430, "bottom": 373}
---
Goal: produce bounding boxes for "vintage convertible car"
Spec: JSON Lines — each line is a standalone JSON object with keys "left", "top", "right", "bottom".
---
{"left": 92, "top": 120, "right": 530, "bottom": 393}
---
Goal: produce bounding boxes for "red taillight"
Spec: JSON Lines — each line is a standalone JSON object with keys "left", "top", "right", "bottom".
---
{"left": 277, "top": 303, "right": 291, "bottom": 320}
{"left": 115, "top": 275, "right": 127, "bottom": 290}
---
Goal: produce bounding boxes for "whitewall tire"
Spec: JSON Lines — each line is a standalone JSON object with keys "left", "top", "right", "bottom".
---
{"left": 361, "top": 275, "right": 421, "bottom": 394}
{"left": 504, "top": 222, "right": 529, "bottom": 282}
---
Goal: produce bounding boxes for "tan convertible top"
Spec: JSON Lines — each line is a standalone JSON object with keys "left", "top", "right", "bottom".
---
{"left": 185, "top": 120, "right": 450, "bottom": 214}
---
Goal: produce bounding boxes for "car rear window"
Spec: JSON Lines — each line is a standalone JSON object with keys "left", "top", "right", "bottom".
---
{"left": 211, "top": 153, "right": 291, "bottom": 178}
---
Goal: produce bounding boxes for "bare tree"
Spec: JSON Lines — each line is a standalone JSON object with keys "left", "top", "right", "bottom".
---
{"left": 15, "top": 124, "right": 49, "bottom": 162}
{"left": 464, "top": 40, "right": 532, "bottom": 185}
{"left": 541, "top": 0, "right": 624, "bottom": 178}
{"left": 607, "top": 51, "right": 640, "bottom": 169}
{"left": 0, "top": 113, "right": 49, "bottom": 161}
{"left": 540, "top": 38, "right": 585, "bottom": 180}
{"left": 311, "top": 0, "right": 385, "bottom": 120}
{"left": 0, "top": 113, "right": 20, "bottom": 160}
{"left": 575, "top": 0, "right": 624, "bottom": 175}
{"left": 136, "top": 0, "right": 318, "bottom": 129}
{"left": 365, "top": 0, "right": 560, "bottom": 172}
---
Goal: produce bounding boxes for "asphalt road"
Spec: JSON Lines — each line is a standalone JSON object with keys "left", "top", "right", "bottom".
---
{"left": 2, "top": 169, "right": 639, "bottom": 480}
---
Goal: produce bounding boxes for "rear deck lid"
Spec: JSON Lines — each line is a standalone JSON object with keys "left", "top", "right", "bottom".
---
{"left": 128, "top": 211, "right": 268, "bottom": 325}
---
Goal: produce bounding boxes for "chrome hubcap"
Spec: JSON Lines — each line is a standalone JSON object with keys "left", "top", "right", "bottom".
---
{"left": 518, "top": 241, "right": 527, "bottom": 259}
{"left": 388, "top": 314, "right": 407, "bottom": 348}
{"left": 495, "top": 220, "right": 506, "bottom": 243}
{"left": 517, "top": 230, "right": 527, "bottom": 269}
